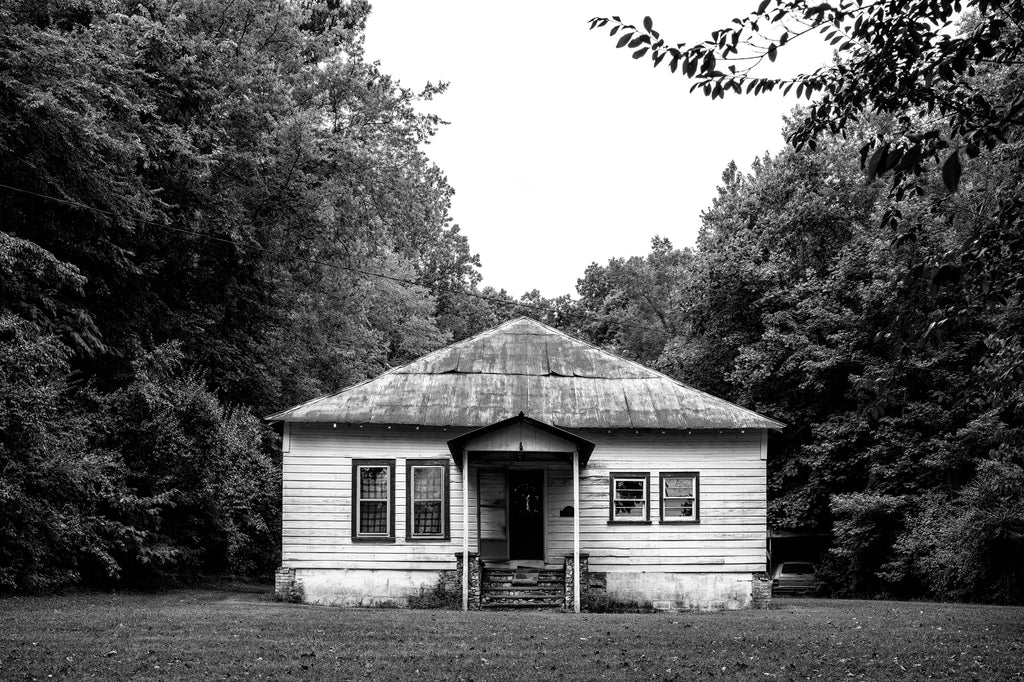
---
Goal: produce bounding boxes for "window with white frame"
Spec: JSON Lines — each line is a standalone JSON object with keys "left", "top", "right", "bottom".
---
{"left": 407, "top": 459, "right": 449, "bottom": 540}
{"left": 352, "top": 460, "right": 394, "bottom": 541}
{"left": 609, "top": 472, "right": 650, "bottom": 522}
{"left": 660, "top": 472, "right": 699, "bottom": 523}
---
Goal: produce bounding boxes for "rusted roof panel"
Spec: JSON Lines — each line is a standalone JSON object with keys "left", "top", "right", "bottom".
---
{"left": 266, "top": 317, "right": 784, "bottom": 430}
{"left": 401, "top": 346, "right": 459, "bottom": 374}
{"left": 545, "top": 336, "right": 575, "bottom": 377}
{"left": 623, "top": 381, "right": 663, "bottom": 429}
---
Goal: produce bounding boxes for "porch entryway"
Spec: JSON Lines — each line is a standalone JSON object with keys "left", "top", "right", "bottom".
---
{"left": 477, "top": 468, "right": 547, "bottom": 563}
{"left": 508, "top": 470, "right": 545, "bottom": 560}
{"left": 447, "top": 413, "right": 595, "bottom": 611}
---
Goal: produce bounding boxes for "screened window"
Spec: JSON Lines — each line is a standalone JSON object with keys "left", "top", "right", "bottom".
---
{"left": 609, "top": 472, "right": 650, "bottom": 522}
{"left": 406, "top": 459, "right": 449, "bottom": 540}
{"left": 352, "top": 460, "right": 395, "bottom": 541}
{"left": 660, "top": 472, "right": 699, "bottom": 523}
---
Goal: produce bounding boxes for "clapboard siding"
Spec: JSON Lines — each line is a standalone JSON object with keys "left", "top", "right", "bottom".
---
{"left": 282, "top": 423, "right": 474, "bottom": 570}
{"left": 572, "top": 429, "right": 766, "bottom": 573}
{"left": 282, "top": 424, "right": 767, "bottom": 574}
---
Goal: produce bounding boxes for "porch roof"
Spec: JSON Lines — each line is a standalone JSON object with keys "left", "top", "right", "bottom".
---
{"left": 447, "top": 412, "right": 595, "bottom": 466}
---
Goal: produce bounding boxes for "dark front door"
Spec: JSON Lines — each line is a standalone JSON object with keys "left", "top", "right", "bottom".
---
{"left": 508, "top": 470, "right": 544, "bottom": 559}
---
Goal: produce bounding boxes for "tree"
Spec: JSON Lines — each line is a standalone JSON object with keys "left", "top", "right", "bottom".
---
{"left": 0, "top": 314, "right": 126, "bottom": 590}
{"left": 575, "top": 237, "right": 691, "bottom": 368}
{"left": 0, "top": 0, "right": 484, "bottom": 590}
{"left": 1, "top": 0, "right": 474, "bottom": 414}
{"left": 98, "top": 344, "right": 279, "bottom": 584}
{"left": 583, "top": 1, "right": 1024, "bottom": 603}
{"left": 591, "top": 2, "right": 1024, "bottom": 334}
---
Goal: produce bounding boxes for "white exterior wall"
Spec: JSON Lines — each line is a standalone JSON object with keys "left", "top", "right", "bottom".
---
{"left": 576, "top": 429, "right": 767, "bottom": 575}
{"left": 283, "top": 423, "right": 470, "bottom": 606}
{"left": 281, "top": 423, "right": 767, "bottom": 607}
{"left": 283, "top": 423, "right": 468, "bottom": 569}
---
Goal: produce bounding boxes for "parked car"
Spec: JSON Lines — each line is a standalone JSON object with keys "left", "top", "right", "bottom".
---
{"left": 771, "top": 561, "right": 818, "bottom": 595}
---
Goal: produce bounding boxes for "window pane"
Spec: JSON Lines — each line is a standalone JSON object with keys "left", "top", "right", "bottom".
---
{"left": 664, "top": 476, "right": 694, "bottom": 498}
{"left": 663, "top": 499, "right": 694, "bottom": 518}
{"left": 615, "top": 479, "right": 645, "bottom": 499}
{"left": 614, "top": 500, "right": 645, "bottom": 518}
{"left": 360, "top": 467, "right": 389, "bottom": 499}
{"left": 359, "top": 501, "right": 387, "bottom": 534}
{"left": 414, "top": 501, "right": 442, "bottom": 535}
{"left": 413, "top": 467, "right": 443, "bottom": 499}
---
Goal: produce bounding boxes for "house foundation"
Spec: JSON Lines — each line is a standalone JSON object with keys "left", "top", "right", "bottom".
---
{"left": 604, "top": 572, "right": 761, "bottom": 611}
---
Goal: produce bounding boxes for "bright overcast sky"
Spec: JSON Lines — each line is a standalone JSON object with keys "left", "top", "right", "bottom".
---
{"left": 363, "top": 2, "right": 832, "bottom": 298}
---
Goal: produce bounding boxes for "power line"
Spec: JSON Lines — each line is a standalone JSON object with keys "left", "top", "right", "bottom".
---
{"left": 0, "top": 182, "right": 659, "bottom": 333}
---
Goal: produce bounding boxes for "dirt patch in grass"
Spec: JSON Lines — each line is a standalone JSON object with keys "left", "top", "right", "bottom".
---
{"left": 2, "top": 590, "right": 1022, "bottom": 680}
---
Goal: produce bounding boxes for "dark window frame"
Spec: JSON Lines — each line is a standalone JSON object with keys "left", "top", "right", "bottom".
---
{"left": 405, "top": 459, "right": 451, "bottom": 541}
{"left": 659, "top": 471, "right": 700, "bottom": 524}
{"left": 608, "top": 471, "right": 651, "bottom": 524}
{"left": 351, "top": 459, "right": 396, "bottom": 543}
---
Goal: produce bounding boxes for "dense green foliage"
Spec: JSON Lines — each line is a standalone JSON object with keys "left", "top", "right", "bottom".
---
{"left": 572, "top": 1, "right": 1024, "bottom": 604}
{"left": 570, "top": 113, "right": 1023, "bottom": 602}
{"left": 0, "top": 0, "right": 490, "bottom": 590}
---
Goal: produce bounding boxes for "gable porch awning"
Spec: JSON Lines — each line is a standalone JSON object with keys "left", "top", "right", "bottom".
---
{"left": 446, "top": 412, "right": 595, "bottom": 466}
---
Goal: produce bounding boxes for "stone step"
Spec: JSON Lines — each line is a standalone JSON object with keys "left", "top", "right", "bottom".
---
{"left": 482, "top": 578, "right": 563, "bottom": 586}
{"left": 483, "top": 585, "right": 563, "bottom": 592}
{"left": 483, "top": 572, "right": 563, "bottom": 582}
{"left": 480, "top": 567, "right": 566, "bottom": 609}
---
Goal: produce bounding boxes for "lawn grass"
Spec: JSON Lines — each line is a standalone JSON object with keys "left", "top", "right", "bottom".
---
{"left": 2, "top": 588, "right": 1022, "bottom": 680}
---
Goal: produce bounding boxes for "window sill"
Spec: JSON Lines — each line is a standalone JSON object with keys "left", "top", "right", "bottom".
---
{"left": 351, "top": 536, "right": 396, "bottom": 543}
{"left": 406, "top": 536, "right": 451, "bottom": 542}
{"left": 660, "top": 519, "right": 700, "bottom": 524}
{"left": 607, "top": 520, "right": 652, "bottom": 525}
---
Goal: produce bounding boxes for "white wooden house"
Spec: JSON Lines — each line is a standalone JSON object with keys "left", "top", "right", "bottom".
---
{"left": 268, "top": 317, "right": 783, "bottom": 611}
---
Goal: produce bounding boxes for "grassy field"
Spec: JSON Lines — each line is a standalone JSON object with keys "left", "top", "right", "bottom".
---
{"left": 1, "top": 588, "right": 1022, "bottom": 680}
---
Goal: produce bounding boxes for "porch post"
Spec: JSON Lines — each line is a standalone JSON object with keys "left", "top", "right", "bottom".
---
{"left": 573, "top": 448, "right": 581, "bottom": 613}
{"left": 462, "top": 448, "right": 469, "bottom": 611}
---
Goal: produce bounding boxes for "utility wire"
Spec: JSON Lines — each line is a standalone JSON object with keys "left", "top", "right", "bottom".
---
{"left": 0, "top": 182, "right": 657, "bottom": 332}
